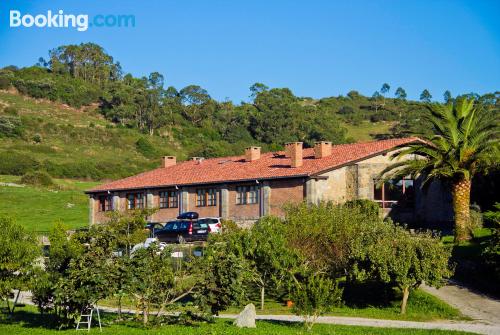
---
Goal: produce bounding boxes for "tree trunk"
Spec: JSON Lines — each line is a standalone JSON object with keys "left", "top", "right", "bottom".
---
{"left": 452, "top": 178, "right": 472, "bottom": 243}
{"left": 400, "top": 286, "right": 409, "bottom": 314}
{"left": 142, "top": 302, "right": 148, "bottom": 326}
{"left": 260, "top": 286, "right": 265, "bottom": 311}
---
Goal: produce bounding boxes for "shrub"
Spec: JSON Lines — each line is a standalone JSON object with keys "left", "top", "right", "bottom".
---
{"left": 32, "top": 133, "right": 42, "bottom": 143}
{"left": 0, "top": 151, "right": 40, "bottom": 175}
{"left": 291, "top": 275, "right": 342, "bottom": 330}
{"left": 343, "top": 199, "right": 380, "bottom": 219}
{"left": 0, "top": 115, "right": 23, "bottom": 137}
{"left": 20, "top": 171, "right": 55, "bottom": 187}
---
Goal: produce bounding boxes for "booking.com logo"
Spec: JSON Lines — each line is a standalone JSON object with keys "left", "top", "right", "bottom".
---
{"left": 9, "top": 10, "right": 135, "bottom": 32}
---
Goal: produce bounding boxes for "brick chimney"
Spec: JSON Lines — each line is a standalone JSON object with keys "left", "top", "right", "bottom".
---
{"left": 285, "top": 142, "right": 303, "bottom": 168}
{"left": 314, "top": 141, "right": 332, "bottom": 159}
{"left": 161, "top": 156, "right": 176, "bottom": 168}
{"left": 245, "top": 146, "right": 261, "bottom": 162}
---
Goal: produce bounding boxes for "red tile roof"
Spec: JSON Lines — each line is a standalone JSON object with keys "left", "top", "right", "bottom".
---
{"left": 87, "top": 137, "right": 422, "bottom": 193}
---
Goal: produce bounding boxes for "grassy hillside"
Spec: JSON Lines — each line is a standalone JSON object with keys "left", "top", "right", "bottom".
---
{"left": 0, "top": 175, "right": 96, "bottom": 231}
{"left": 0, "top": 90, "right": 182, "bottom": 180}
{"left": 0, "top": 90, "right": 395, "bottom": 179}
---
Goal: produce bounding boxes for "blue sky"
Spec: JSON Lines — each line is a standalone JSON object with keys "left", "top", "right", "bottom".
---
{"left": 0, "top": 0, "right": 498, "bottom": 103}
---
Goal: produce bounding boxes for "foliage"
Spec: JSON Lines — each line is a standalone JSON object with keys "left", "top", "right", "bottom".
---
{"left": 197, "top": 231, "right": 252, "bottom": 315}
{"left": 343, "top": 199, "right": 380, "bottom": 219}
{"left": 245, "top": 216, "right": 302, "bottom": 310}
{"left": 482, "top": 203, "right": 500, "bottom": 286}
{"left": 291, "top": 275, "right": 343, "bottom": 330}
{"left": 283, "top": 202, "right": 384, "bottom": 275}
{"left": 20, "top": 171, "right": 55, "bottom": 188}
{"left": 129, "top": 245, "right": 176, "bottom": 325}
{"left": 0, "top": 115, "right": 23, "bottom": 138}
{"left": 354, "top": 226, "right": 453, "bottom": 314}
{"left": 0, "top": 217, "right": 40, "bottom": 314}
{"left": 381, "top": 98, "right": 499, "bottom": 242}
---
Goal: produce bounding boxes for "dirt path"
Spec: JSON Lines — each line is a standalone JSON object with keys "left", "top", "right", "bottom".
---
{"left": 421, "top": 282, "right": 500, "bottom": 326}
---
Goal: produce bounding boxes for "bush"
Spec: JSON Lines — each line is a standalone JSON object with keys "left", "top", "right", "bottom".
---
{"left": 291, "top": 275, "right": 343, "bottom": 330}
{"left": 0, "top": 115, "right": 23, "bottom": 137}
{"left": 0, "top": 151, "right": 40, "bottom": 175}
{"left": 20, "top": 171, "right": 55, "bottom": 187}
{"left": 32, "top": 133, "right": 42, "bottom": 143}
{"left": 344, "top": 199, "right": 380, "bottom": 219}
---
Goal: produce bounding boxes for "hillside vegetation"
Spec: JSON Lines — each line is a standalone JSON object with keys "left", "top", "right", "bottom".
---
{"left": 1, "top": 42, "right": 496, "bottom": 182}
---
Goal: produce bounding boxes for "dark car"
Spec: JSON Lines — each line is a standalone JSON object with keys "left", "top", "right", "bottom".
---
{"left": 177, "top": 212, "right": 199, "bottom": 220}
{"left": 144, "top": 222, "right": 164, "bottom": 237}
{"left": 154, "top": 220, "right": 209, "bottom": 243}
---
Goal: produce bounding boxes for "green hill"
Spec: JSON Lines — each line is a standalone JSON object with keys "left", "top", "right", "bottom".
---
{"left": 0, "top": 174, "right": 97, "bottom": 231}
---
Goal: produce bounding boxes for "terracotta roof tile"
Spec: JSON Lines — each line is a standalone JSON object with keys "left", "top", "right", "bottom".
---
{"left": 87, "top": 137, "right": 421, "bottom": 193}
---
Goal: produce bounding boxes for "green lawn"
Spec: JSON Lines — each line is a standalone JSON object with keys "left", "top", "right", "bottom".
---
{"left": 0, "top": 175, "right": 97, "bottom": 232}
{"left": 0, "top": 306, "right": 474, "bottom": 335}
{"left": 222, "top": 289, "right": 465, "bottom": 322}
{"left": 101, "top": 288, "right": 465, "bottom": 323}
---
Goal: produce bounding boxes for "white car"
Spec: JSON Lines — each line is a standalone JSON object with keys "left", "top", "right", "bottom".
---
{"left": 199, "top": 217, "right": 222, "bottom": 233}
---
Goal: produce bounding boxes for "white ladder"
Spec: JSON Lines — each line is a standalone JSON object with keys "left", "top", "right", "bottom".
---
{"left": 76, "top": 305, "right": 102, "bottom": 332}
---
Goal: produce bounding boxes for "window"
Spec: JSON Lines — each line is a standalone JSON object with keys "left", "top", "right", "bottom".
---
{"left": 159, "top": 190, "right": 178, "bottom": 209}
{"left": 98, "top": 195, "right": 113, "bottom": 212}
{"left": 207, "top": 189, "right": 217, "bottom": 206}
{"left": 168, "top": 191, "right": 178, "bottom": 208}
{"left": 236, "top": 186, "right": 259, "bottom": 205}
{"left": 197, "top": 188, "right": 217, "bottom": 207}
{"left": 196, "top": 189, "right": 206, "bottom": 207}
{"left": 248, "top": 186, "right": 259, "bottom": 204}
{"left": 374, "top": 178, "right": 414, "bottom": 209}
{"left": 236, "top": 186, "right": 247, "bottom": 205}
{"left": 127, "top": 193, "right": 144, "bottom": 209}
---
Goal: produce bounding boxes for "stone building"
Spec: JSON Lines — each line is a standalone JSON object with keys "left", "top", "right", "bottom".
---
{"left": 85, "top": 137, "right": 452, "bottom": 225}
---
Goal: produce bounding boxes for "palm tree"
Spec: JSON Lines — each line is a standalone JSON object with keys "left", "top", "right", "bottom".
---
{"left": 381, "top": 99, "right": 499, "bottom": 242}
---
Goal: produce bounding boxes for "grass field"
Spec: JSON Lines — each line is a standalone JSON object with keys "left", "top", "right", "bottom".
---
{"left": 343, "top": 121, "right": 395, "bottom": 141}
{"left": 222, "top": 289, "right": 465, "bottom": 322}
{"left": 0, "top": 306, "right": 474, "bottom": 335}
{"left": 0, "top": 175, "right": 96, "bottom": 231}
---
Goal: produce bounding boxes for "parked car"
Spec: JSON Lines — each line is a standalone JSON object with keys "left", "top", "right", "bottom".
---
{"left": 198, "top": 217, "right": 222, "bottom": 233}
{"left": 145, "top": 222, "right": 164, "bottom": 237}
{"left": 177, "top": 212, "right": 199, "bottom": 220}
{"left": 154, "top": 220, "right": 209, "bottom": 243}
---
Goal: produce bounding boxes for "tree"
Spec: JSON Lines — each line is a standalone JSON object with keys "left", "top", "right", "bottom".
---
{"left": 0, "top": 217, "right": 40, "bottom": 314}
{"left": 371, "top": 91, "right": 382, "bottom": 112}
{"left": 357, "top": 225, "right": 453, "bottom": 314}
{"left": 249, "top": 82, "right": 269, "bottom": 99}
{"left": 395, "top": 87, "right": 407, "bottom": 101}
{"left": 443, "top": 90, "right": 452, "bottom": 103}
{"left": 380, "top": 83, "right": 390, "bottom": 105}
{"left": 246, "top": 216, "right": 301, "bottom": 310}
{"left": 420, "top": 89, "right": 432, "bottom": 102}
{"left": 197, "top": 230, "right": 252, "bottom": 315}
{"left": 381, "top": 99, "right": 499, "bottom": 242}
{"left": 291, "top": 275, "right": 342, "bottom": 330}
{"left": 129, "top": 245, "right": 175, "bottom": 325}
{"left": 179, "top": 85, "right": 213, "bottom": 125}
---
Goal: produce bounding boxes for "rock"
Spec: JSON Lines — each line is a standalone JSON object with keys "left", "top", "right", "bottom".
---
{"left": 233, "top": 303, "right": 256, "bottom": 328}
